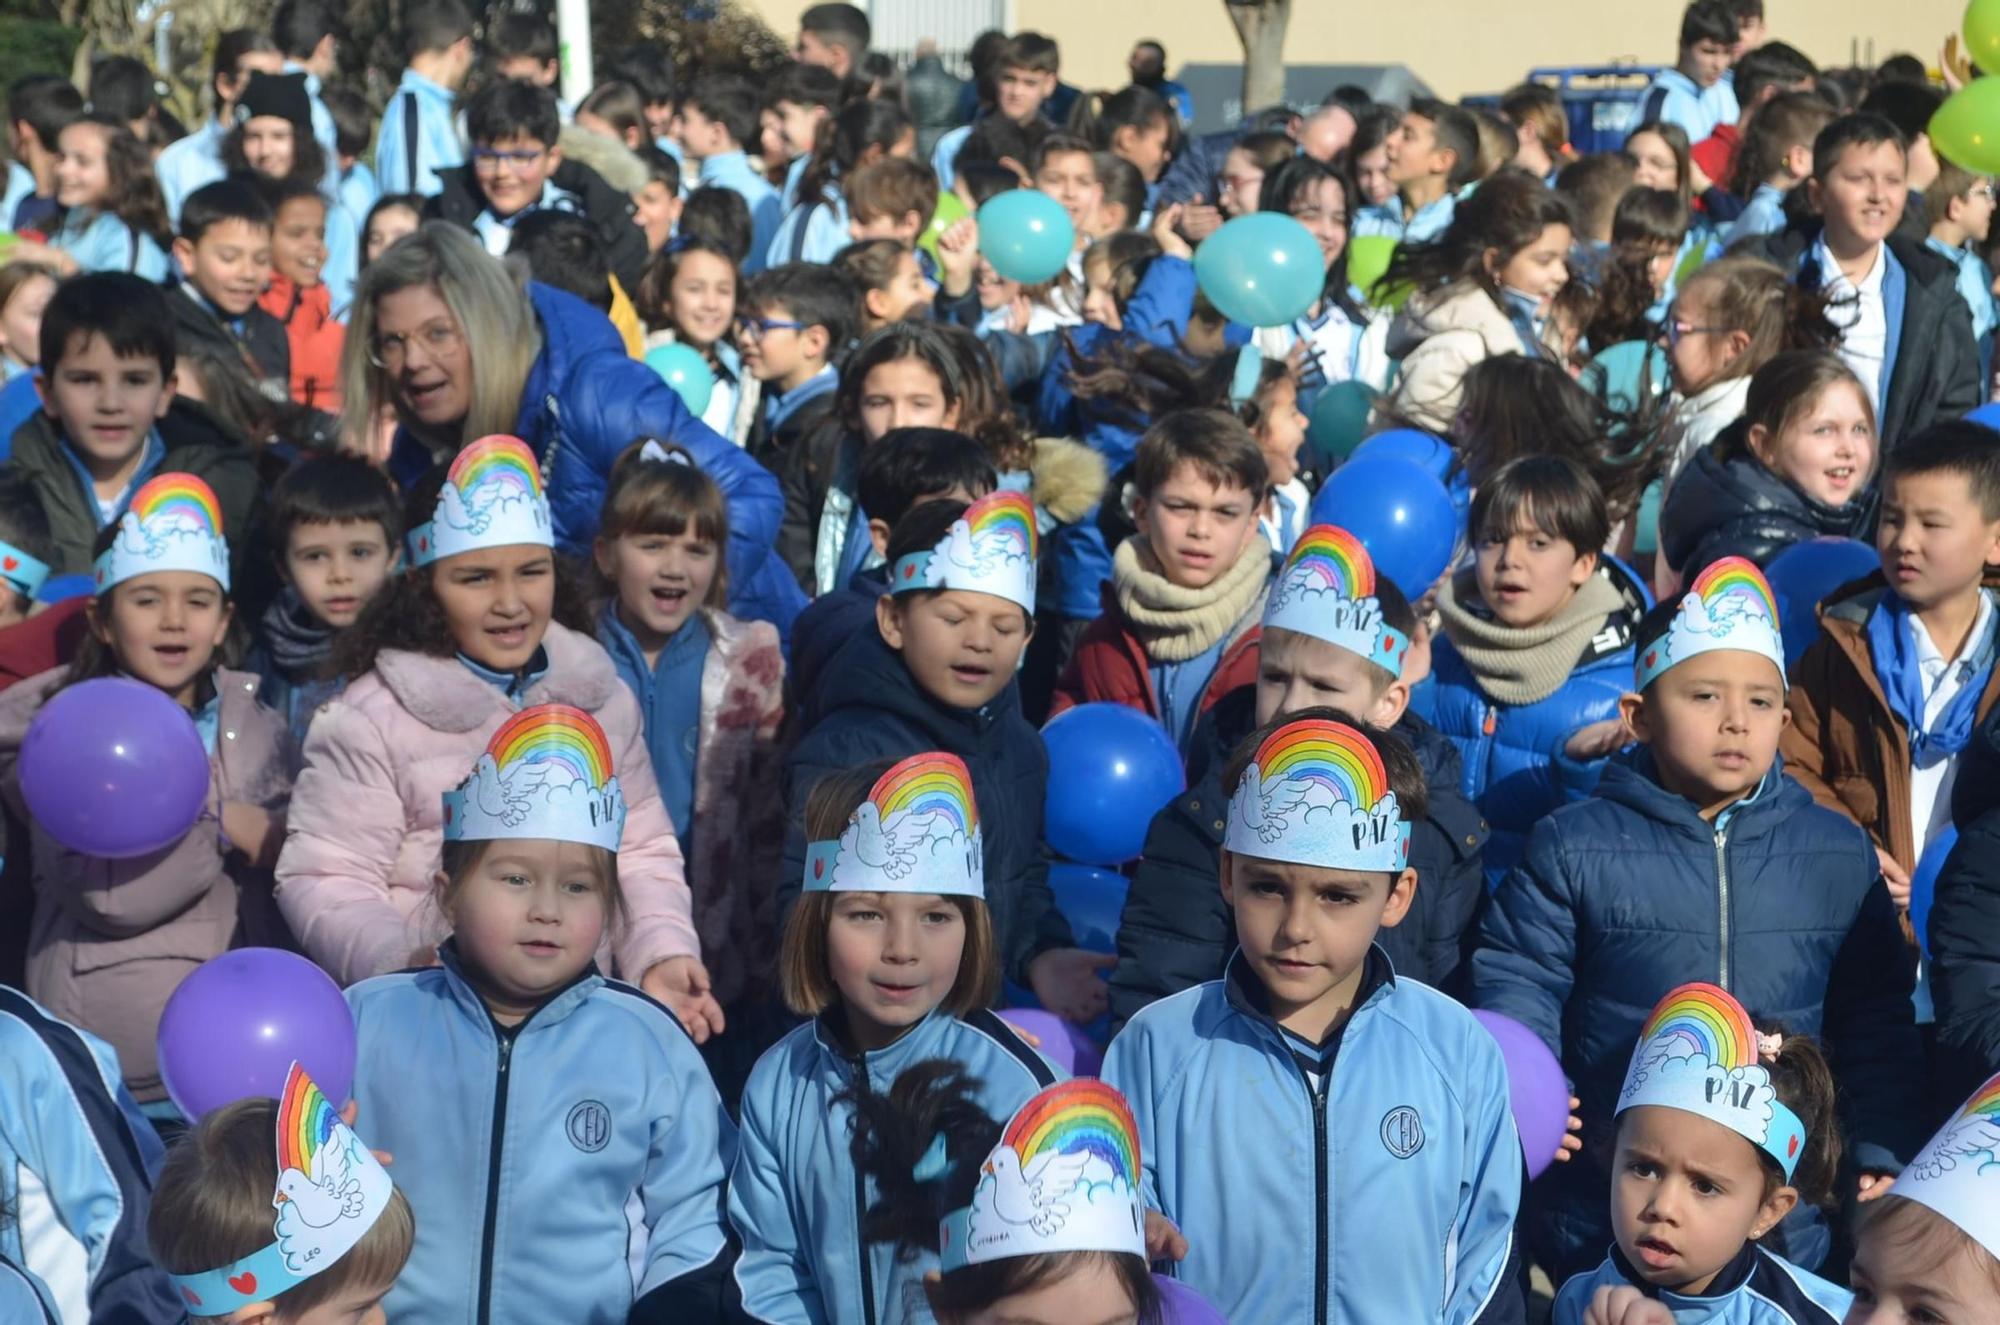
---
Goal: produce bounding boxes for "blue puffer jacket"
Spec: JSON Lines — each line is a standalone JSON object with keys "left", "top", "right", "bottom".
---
{"left": 1471, "top": 756, "right": 1924, "bottom": 1282}
{"left": 386, "top": 283, "right": 802, "bottom": 639}
{"left": 1553, "top": 1245, "right": 1850, "bottom": 1325}
{"left": 1415, "top": 559, "right": 1650, "bottom": 886}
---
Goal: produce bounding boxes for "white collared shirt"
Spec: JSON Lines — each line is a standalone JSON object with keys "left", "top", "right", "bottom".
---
{"left": 1817, "top": 238, "right": 1890, "bottom": 411}
{"left": 1908, "top": 589, "right": 1996, "bottom": 860}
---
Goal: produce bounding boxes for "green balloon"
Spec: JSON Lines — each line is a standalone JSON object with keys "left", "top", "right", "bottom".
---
{"left": 1969, "top": 0, "right": 2000, "bottom": 75}
{"left": 919, "top": 190, "right": 970, "bottom": 267}
{"left": 1346, "top": 235, "right": 1398, "bottom": 302}
{"left": 1306, "top": 380, "right": 1377, "bottom": 468}
{"left": 1931, "top": 79, "right": 2000, "bottom": 174}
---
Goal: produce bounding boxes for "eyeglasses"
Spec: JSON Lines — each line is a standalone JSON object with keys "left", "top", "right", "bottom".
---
{"left": 1219, "top": 172, "right": 1264, "bottom": 195}
{"left": 1973, "top": 184, "right": 1998, "bottom": 201}
{"left": 368, "top": 319, "right": 462, "bottom": 369}
{"left": 471, "top": 146, "right": 547, "bottom": 171}
{"left": 738, "top": 316, "right": 805, "bottom": 340}
{"left": 1662, "top": 319, "right": 1728, "bottom": 346}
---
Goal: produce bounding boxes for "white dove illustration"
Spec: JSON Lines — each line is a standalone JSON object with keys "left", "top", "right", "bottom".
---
{"left": 1235, "top": 764, "right": 1313, "bottom": 845}
{"left": 1915, "top": 1115, "right": 2000, "bottom": 1181}
{"left": 842, "top": 801, "right": 919, "bottom": 880}
{"left": 983, "top": 1145, "right": 1093, "bottom": 1237}
{"left": 275, "top": 1135, "right": 364, "bottom": 1229}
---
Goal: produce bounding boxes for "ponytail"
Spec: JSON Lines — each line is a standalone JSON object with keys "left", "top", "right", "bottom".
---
{"left": 1756, "top": 1023, "right": 1842, "bottom": 1214}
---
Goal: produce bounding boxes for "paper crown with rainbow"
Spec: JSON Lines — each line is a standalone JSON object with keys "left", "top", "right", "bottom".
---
{"left": 442, "top": 704, "right": 627, "bottom": 852}
{"left": 1635, "top": 557, "right": 1786, "bottom": 692}
{"left": 168, "top": 1063, "right": 395, "bottom": 1317}
{"left": 1225, "top": 716, "right": 1412, "bottom": 872}
{"left": 1888, "top": 1070, "right": 2000, "bottom": 1258}
{"left": 891, "top": 490, "right": 1038, "bottom": 614}
{"left": 940, "top": 1078, "right": 1147, "bottom": 1273}
{"left": 94, "top": 473, "right": 230, "bottom": 593}
{"left": 1616, "top": 982, "right": 1807, "bottom": 1181}
{"left": 406, "top": 435, "right": 553, "bottom": 568}
{"left": 804, "top": 752, "right": 984, "bottom": 897}
{"left": 1262, "top": 524, "right": 1410, "bottom": 673}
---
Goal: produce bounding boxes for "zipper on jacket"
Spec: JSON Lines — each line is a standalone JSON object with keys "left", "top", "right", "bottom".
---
{"left": 846, "top": 1050, "right": 879, "bottom": 1325}
{"left": 1713, "top": 825, "right": 1732, "bottom": 991}
{"left": 475, "top": 1029, "right": 516, "bottom": 1325}
{"left": 1312, "top": 1078, "right": 1331, "bottom": 1325}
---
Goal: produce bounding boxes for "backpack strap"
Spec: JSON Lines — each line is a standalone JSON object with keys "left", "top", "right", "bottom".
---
{"left": 402, "top": 90, "right": 420, "bottom": 192}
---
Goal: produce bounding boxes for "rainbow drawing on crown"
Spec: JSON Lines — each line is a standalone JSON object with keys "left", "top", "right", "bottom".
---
{"left": 1225, "top": 717, "right": 1411, "bottom": 872}
{"left": 94, "top": 473, "right": 232, "bottom": 593}
{"left": 803, "top": 752, "right": 984, "bottom": 897}
{"left": 1636, "top": 556, "right": 1787, "bottom": 691}
{"left": 941, "top": 1079, "right": 1146, "bottom": 1272}
{"left": 1263, "top": 524, "right": 1410, "bottom": 672}
{"left": 891, "top": 489, "right": 1038, "bottom": 614}
{"left": 406, "top": 435, "right": 553, "bottom": 567}
{"left": 1891, "top": 1070, "right": 2000, "bottom": 1258}
{"left": 1618, "top": 983, "right": 1806, "bottom": 1180}
{"left": 167, "top": 1063, "right": 395, "bottom": 1318}
{"left": 442, "top": 704, "right": 627, "bottom": 852}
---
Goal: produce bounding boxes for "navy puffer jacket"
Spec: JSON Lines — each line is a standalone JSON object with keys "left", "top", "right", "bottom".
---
{"left": 1658, "top": 424, "right": 1868, "bottom": 581}
{"left": 1472, "top": 755, "right": 1923, "bottom": 1280}
{"left": 386, "top": 282, "right": 803, "bottom": 637}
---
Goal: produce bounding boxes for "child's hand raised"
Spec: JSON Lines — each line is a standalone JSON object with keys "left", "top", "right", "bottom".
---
{"left": 1027, "top": 948, "right": 1116, "bottom": 1024}
{"left": 1552, "top": 1096, "right": 1583, "bottom": 1164}
{"left": 1144, "top": 1209, "right": 1188, "bottom": 1262}
{"left": 936, "top": 217, "right": 980, "bottom": 298}
{"left": 1857, "top": 1170, "right": 1896, "bottom": 1202}
{"left": 1564, "top": 717, "right": 1631, "bottom": 761}
{"left": 1151, "top": 204, "right": 1195, "bottom": 260}
{"left": 1179, "top": 196, "right": 1224, "bottom": 243}
{"left": 644, "top": 955, "right": 726, "bottom": 1043}
{"left": 1584, "top": 1285, "right": 1676, "bottom": 1325}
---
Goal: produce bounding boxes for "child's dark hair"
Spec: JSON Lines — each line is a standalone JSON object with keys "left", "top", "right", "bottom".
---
{"left": 1626, "top": 121, "right": 1694, "bottom": 205}
{"left": 253, "top": 172, "right": 329, "bottom": 226}
{"left": 846, "top": 156, "right": 938, "bottom": 225}
{"left": 330, "top": 464, "right": 593, "bottom": 680}
{"left": 636, "top": 235, "right": 739, "bottom": 332}
{"left": 779, "top": 758, "right": 1000, "bottom": 1016}
{"left": 466, "top": 77, "right": 560, "bottom": 149}
{"left": 600, "top": 46, "right": 676, "bottom": 111}
{"left": 1225, "top": 129, "right": 1295, "bottom": 183}
{"left": 1067, "top": 84, "right": 1177, "bottom": 158}
{"left": 833, "top": 238, "right": 915, "bottom": 309}
{"left": 1094, "top": 152, "right": 1146, "bottom": 231}
{"left": 1859, "top": 80, "right": 1944, "bottom": 153}
{"left": 595, "top": 439, "right": 731, "bottom": 607}
{"left": 678, "top": 186, "right": 754, "bottom": 265}
{"left": 1754, "top": 1024, "right": 1840, "bottom": 1212}
{"left": 1679, "top": 0, "right": 1738, "bottom": 49}
{"left": 634, "top": 143, "right": 682, "bottom": 196}
{"left": 1065, "top": 338, "right": 1236, "bottom": 431}
{"left": 486, "top": 9, "right": 556, "bottom": 65}
{"left": 1260, "top": 156, "right": 1366, "bottom": 321}
{"left": 0, "top": 473, "right": 54, "bottom": 617}
{"left": 798, "top": 1, "right": 871, "bottom": 63}
{"left": 268, "top": 452, "right": 403, "bottom": 555}
{"left": 796, "top": 98, "right": 914, "bottom": 211}
{"left": 1732, "top": 90, "right": 1835, "bottom": 197}
{"left": 577, "top": 80, "right": 647, "bottom": 148}
{"left": 1469, "top": 453, "right": 1610, "bottom": 558}
{"left": 360, "top": 193, "right": 425, "bottom": 266}
{"left": 88, "top": 55, "right": 155, "bottom": 125}
{"left": 928, "top": 323, "right": 1035, "bottom": 474}
{"left": 685, "top": 73, "right": 762, "bottom": 151}
{"left": 1883, "top": 421, "right": 2000, "bottom": 520}
{"left": 150, "top": 1098, "right": 417, "bottom": 1322}
{"left": 1080, "top": 230, "right": 1161, "bottom": 312}
{"left": 883, "top": 498, "right": 972, "bottom": 569}
{"left": 956, "top": 116, "right": 1049, "bottom": 181}
{"left": 39, "top": 271, "right": 174, "bottom": 377}
{"left": 321, "top": 85, "right": 374, "bottom": 160}
{"left": 956, "top": 160, "right": 1023, "bottom": 206}
{"left": 744, "top": 261, "right": 860, "bottom": 351}
{"left": 1407, "top": 98, "right": 1483, "bottom": 191}
{"left": 507, "top": 211, "right": 612, "bottom": 311}
{"left": 1857, "top": 1195, "right": 2000, "bottom": 1295}
{"left": 1224, "top": 705, "right": 1428, "bottom": 826}
{"left": 1554, "top": 153, "right": 1635, "bottom": 242}
{"left": 837, "top": 323, "right": 972, "bottom": 435}
{"left": 7, "top": 73, "right": 83, "bottom": 152}
{"left": 767, "top": 61, "right": 843, "bottom": 119}
{"left": 65, "top": 113, "right": 170, "bottom": 246}
{"left": 1587, "top": 187, "right": 1689, "bottom": 346}
{"left": 1134, "top": 408, "right": 1267, "bottom": 501}
{"left": 1734, "top": 40, "right": 1817, "bottom": 106}
{"left": 858, "top": 428, "right": 1000, "bottom": 529}
{"left": 1380, "top": 170, "right": 1573, "bottom": 301}
{"left": 401, "top": 0, "right": 474, "bottom": 60}
{"left": 842, "top": 1061, "right": 1164, "bottom": 1325}
{"left": 1812, "top": 112, "right": 1906, "bottom": 182}
{"left": 998, "top": 31, "right": 1060, "bottom": 78}
{"left": 179, "top": 177, "right": 274, "bottom": 244}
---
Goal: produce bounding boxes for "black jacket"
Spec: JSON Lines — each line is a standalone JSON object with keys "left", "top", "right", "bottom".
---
{"left": 1107, "top": 686, "right": 1490, "bottom": 1030}
{"left": 1935, "top": 708, "right": 2000, "bottom": 1103}
{"left": 425, "top": 156, "right": 650, "bottom": 296}
{"left": 164, "top": 282, "right": 290, "bottom": 400}
{"left": 774, "top": 412, "right": 856, "bottom": 593}
{"left": 1658, "top": 421, "right": 1870, "bottom": 579}
{"left": 777, "top": 627, "right": 1075, "bottom": 986}
{"left": 1740, "top": 224, "right": 1981, "bottom": 454}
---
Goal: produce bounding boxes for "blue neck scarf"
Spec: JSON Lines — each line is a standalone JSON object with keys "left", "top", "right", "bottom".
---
{"left": 1866, "top": 591, "right": 1998, "bottom": 768}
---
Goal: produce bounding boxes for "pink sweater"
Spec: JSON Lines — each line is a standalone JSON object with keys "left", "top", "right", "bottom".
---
{"left": 274, "top": 621, "right": 697, "bottom": 985}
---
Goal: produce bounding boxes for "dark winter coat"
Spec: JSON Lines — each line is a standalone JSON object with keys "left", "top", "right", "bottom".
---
{"left": 165, "top": 282, "right": 290, "bottom": 399}
{"left": 1932, "top": 705, "right": 2000, "bottom": 1103}
{"left": 1658, "top": 425, "right": 1870, "bottom": 580}
{"left": 425, "top": 157, "right": 650, "bottom": 295}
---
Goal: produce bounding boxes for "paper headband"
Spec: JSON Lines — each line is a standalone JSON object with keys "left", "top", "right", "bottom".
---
{"left": 1616, "top": 983, "right": 1807, "bottom": 1181}
{"left": 442, "top": 704, "right": 627, "bottom": 852}
{"left": 803, "top": 752, "right": 984, "bottom": 897}
{"left": 891, "top": 490, "right": 1038, "bottom": 614}
{"left": 1225, "top": 717, "right": 1412, "bottom": 872}
{"left": 406, "top": 435, "right": 553, "bottom": 568}
{"left": 940, "top": 1079, "right": 1147, "bottom": 1273}
{"left": 1263, "top": 524, "right": 1411, "bottom": 673}
{"left": 0, "top": 539, "right": 50, "bottom": 600}
{"left": 1635, "top": 557, "right": 1786, "bottom": 692}
{"left": 94, "top": 473, "right": 231, "bottom": 594}
{"left": 1889, "top": 1070, "right": 2000, "bottom": 1259}
{"left": 168, "top": 1064, "right": 395, "bottom": 1317}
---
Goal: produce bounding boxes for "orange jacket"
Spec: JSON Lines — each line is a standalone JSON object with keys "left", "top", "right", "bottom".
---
{"left": 258, "top": 274, "right": 345, "bottom": 413}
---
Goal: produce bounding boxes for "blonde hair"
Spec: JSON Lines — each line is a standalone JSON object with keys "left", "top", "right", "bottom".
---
{"left": 149, "top": 1099, "right": 415, "bottom": 1321}
{"left": 340, "top": 221, "right": 545, "bottom": 453}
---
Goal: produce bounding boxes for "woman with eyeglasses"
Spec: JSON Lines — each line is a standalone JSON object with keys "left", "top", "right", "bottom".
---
{"left": 337, "top": 221, "right": 801, "bottom": 636}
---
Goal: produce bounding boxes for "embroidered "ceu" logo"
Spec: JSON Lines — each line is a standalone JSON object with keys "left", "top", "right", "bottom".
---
{"left": 1380, "top": 1106, "right": 1425, "bottom": 1159}
{"left": 567, "top": 1100, "right": 612, "bottom": 1153}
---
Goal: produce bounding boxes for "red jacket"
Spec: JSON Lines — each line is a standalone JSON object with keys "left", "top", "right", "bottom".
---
{"left": 0, "top": 598, "right": 87, "bottom": 691}
{"left": 1691, "top": 123, "right": 1742, "bottom": 195}
{"left": 258, "top": 274, "right": 345, "bottom": 413}
{"left": 1049, "top": 585, "right": 1262, "bottom": 727}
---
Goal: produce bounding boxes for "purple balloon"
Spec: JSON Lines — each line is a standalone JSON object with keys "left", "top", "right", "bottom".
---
{"left": 1154, "top": 1275, "right": 1228, "bottom": 1324}
{"left": 20, "top": 677, "right": 209, "bottom": 859}
{"left": 999, "top": 1008, "right": 1103, "bottom": 1076}
{"left": 1470, "top": 1009, "right": 1569, "bottom": 1180}
{"left": 157, "top": 949, "right": 356, "bottom": 1119}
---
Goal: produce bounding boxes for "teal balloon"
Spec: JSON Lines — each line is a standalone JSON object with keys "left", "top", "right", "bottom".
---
{"left": 1192, "top": 213, "right": 1323, "bottom": 327}
{"left": 644, "top": 343, "right": 715, "bottom": 418}
{"left": 1306, "top": 380, "right": 1376, "bottom": 467}
{"left": 1930, "top": 78, "right": 2000, "bottom": 175}
{"left": 975, "top": 189, "right": 1075, "bottom": 284}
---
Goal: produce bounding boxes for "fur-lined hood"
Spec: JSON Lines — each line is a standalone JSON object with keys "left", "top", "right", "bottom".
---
{"left": 1028, "top": 437, "right": 1109, "bottom": 527}
{"left": 558, "top": 122, "right": 648, "bottom": 193}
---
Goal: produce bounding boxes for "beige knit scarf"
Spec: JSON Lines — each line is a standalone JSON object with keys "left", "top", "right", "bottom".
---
{"left": 1113, "top": 536, "right": 1272, "bottom": 663}
{"left": 1436, "top": 567, "right": 1625, "bottom": 705}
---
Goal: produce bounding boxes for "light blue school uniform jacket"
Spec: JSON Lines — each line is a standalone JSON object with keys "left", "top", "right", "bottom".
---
{"left": 374, "top": 67, "right": 463, "bottom": 196}
{"left": 1553, "top": 1245, "right": 1851, "bottom": 1325}
{"left": 698, "top": 150, "right": 782, "bottom": 274}
{"left": 1104, "top": 949, "right": 1525, "bottom": 1325}
{"left": 155, "top": 118, "right": 227, "bottom": 223}
{"left": 1353, "top": 190, "right": 1457, "bottom": 244}
{"left": 1640, "top": 68, "right": 1724, "bottom": 142}
{"left": 51, "top": 210, "right": 167, "bottom": 280}
{"left": 728, "top": 1007, "right": 1061, "bottom": 1325}
{"left": 345, "top": 943, "right": 737, "bottom": 1325}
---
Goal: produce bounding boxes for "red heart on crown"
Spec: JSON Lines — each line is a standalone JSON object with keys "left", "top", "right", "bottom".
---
{"left": 444, "top": 806, "right": 453, "bottom": 824}
{"left": 229, "top": 1272, "right": 258, "bottom": 1295}
{"left": 902, "top": 564, "right": 915, "bottom": 580}
{"left": 812, "top": 858, "right": 825, "bottom": 878}
{"left": 181, "top": 1286, "right": 203, "bottom": 1306}
{"left": 419, "top": 536, "right": 429, "bottom": 552}
{"left": 3, "top": 556, "right": 18, "bottom": 571}
{"left": 1788, "top": 1134, "right": 1799, "bottom": 1157}
{"left": 1644, "top": 650, "right": 1657, "bottom": 668}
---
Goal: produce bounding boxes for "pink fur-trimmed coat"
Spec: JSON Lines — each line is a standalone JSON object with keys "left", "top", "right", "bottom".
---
{"left": 274, "top": 620, "right": 697, "bottom": 986}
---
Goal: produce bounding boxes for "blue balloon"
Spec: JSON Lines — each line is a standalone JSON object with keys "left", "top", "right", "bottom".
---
{"left": 1192, "top": 212, "right": 1323, "bottom": 327}
{"left": 1763, "top": 537, "right": 1879, "bottom": 668}
{"left": 1350, "top": 429, "right": 1470, "bottom": 522}
{"left": 1910, "top": 824, "right": 1957, "bottom": 960}
{"left": 36, "top": 573, "right": 95, "bottom": 604}
{"left": 1049, "top": 863, "right": 1128, "bottom": 954}
{"left": 1967, "top": 401, "right": 2000, "bottom": 431}
{"left": 643, "top": 342, "right": 715, "bottom": 417}
{"left": 1309, "top": 454, "right": 1460, "bottom": 596}
{"left": 975, "top": 189, "right": 1076, "bottom": 285}
{"left": 1041, "top": 703, "right": 1185, "bottom": 866}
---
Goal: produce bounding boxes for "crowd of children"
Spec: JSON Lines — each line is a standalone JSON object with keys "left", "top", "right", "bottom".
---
{"left": 5, "top": 1, "right": 2000, "bottom": 1322}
